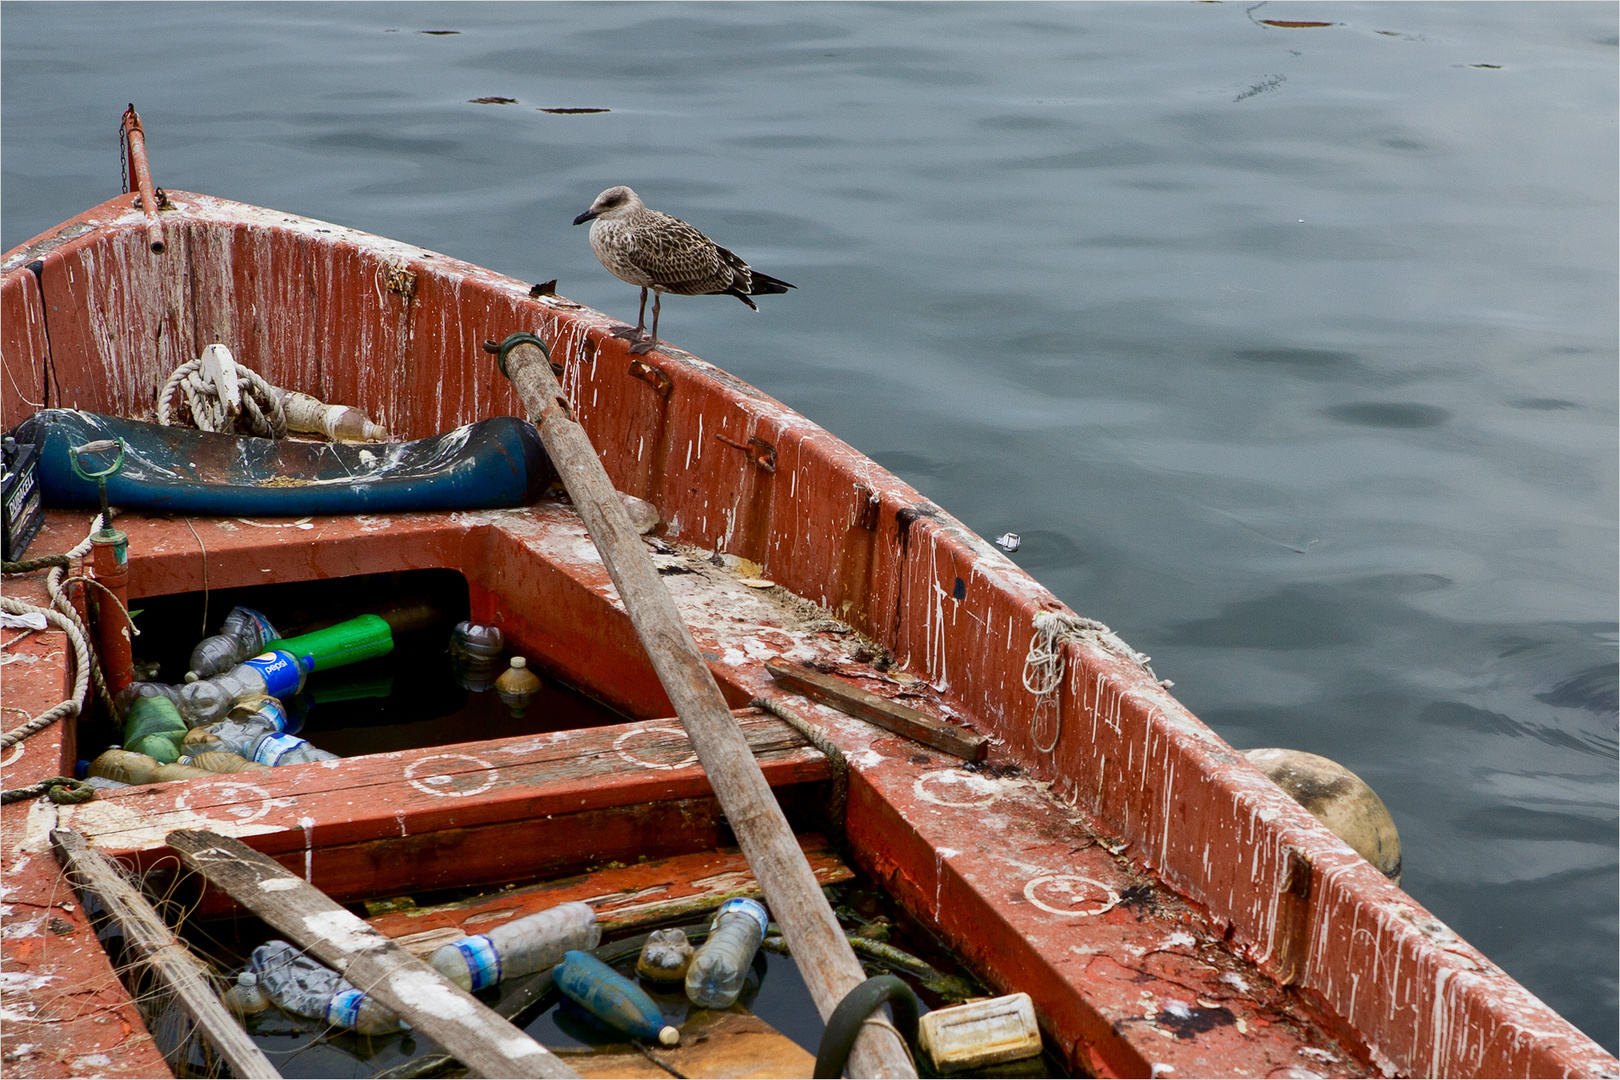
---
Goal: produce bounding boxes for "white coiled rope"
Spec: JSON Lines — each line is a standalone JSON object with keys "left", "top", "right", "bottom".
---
{"left": 157, "top": 346, "right": 287, "bottom": 439}
{"left": 1021, "top": 610, "right": 1168, "bottom": 755}
{"left": 0, "top": 516, "right": 107, "bottom": 748}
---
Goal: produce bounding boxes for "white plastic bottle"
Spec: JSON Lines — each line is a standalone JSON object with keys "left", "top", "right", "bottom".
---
{"left": 187, "top": 606, "right": 280, "bottom": 681}
{"left": 178, "top": 651, "right": 307, "bottom": 725}
{"left": 685, "top": 898, "right": 769, "bottom": 1009}
{"left": 223, "top": 971, "right": 270, "bottom": 1016}
{"left": 251, "top": 940, "right": 404, "bottom": 1033}
{"left": 429, "top": 901, "right": 599, "bottom": 991}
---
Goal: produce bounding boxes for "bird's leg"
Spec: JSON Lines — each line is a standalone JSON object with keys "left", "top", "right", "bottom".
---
{"left": 630, "top": 292, "right": 661, "bottom": 354}
{"left": 612, "top": 287, "right": 650, "bottom": 341}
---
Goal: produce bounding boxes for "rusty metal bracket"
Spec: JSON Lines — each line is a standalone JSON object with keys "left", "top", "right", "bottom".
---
{"left": 628, "top": 358, "right": 672, "bottom": 398}
{"left": 715, "top": 433, "right": 776, "bottom": 473}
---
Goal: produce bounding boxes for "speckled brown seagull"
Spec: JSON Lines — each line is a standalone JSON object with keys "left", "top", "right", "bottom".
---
{"left": 573, "top": 186, "right": 795, "bottom": 355}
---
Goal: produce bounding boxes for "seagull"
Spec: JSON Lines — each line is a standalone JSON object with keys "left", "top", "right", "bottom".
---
{"left": 572, "top": 186, "right": 795, "bottom": 355}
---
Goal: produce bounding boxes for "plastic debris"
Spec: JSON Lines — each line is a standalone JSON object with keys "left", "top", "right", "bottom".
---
{"left": 554, "top": 950, "right": 679, "bottom": 1045}
{"left": 686, "top": 897, "right": 768, "bottom": 1009}
{"left": 994, "top": 532, "right": 1021, "bottom": 553}
{"left": 431, "top": 901, "right": 598, "bottom": 991}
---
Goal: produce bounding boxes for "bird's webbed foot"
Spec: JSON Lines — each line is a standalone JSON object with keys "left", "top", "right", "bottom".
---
{"left": 610, "top": 324, "right": 647, "bottom": 342}
{"left": 627, "top": 337, "right": 660, "bottom": 355}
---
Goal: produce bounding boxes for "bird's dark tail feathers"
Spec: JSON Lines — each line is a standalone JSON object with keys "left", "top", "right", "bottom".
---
{"left": 748, "top": 271, "right": 795, "bottom": 296}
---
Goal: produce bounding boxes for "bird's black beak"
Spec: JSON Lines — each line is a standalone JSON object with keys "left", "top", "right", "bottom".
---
{"left": 572, "top": 210, "right": 598, "bottom": 226}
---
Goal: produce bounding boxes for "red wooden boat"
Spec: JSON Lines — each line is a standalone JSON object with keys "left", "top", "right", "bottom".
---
{"left": 2, "top": 119, "right": 1615, "bottom": 1079}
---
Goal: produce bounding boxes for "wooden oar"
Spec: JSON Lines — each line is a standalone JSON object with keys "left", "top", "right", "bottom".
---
{"left": 497, "top": 334, "right": 917, "bottom": 1079}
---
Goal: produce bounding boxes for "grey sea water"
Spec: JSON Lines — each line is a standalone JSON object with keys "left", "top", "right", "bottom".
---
{"left": 4, "top": 0, "right": 1615, "bottom": 1058}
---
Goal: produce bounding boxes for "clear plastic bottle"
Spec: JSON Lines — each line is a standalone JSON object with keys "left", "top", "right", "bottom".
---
{"left": 429, "top": 901, "right": 598, "bottom": 991}
{"left": 448, "top": 621, "right": 503, "bottom": 664}
{"left": 178, "top": 651, "right": 308, "bottom": 725}
{"left": 223, "top": 971, "right": 270, "bottom": 1016}
{"left": 114, "top": 680, "right": 184, "bottom": 714}
{"left": 187, "top": 606, "right": 280, "bottom": 682}
{"left": 251, "top": 940, "right": 404, "bottom": 1034}
{"left": 685, "top": 898, "right": 769, "bottom": 1009}
{"left": 250, "top": 732, "right": 338, "bottom": 767}
{"left": 636, "top": 927, "right": 695, "bottom": 984}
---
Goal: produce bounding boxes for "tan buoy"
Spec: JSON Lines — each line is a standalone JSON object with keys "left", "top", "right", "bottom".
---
{"left": 1244, "top": 748, "right": 1402, "bottom": 885}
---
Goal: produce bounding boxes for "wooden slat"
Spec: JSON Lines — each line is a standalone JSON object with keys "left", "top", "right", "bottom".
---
{"left": 166, "top": 829, "right": 578, "bottom": 1080}
{"left": 765, "top": 660, "right": 987, "bottom": 761}
{"left": 73, "top": 711, "right": 829, "bottom": 862}
{"left": 51, "top": 829, "right": 280, "bottom": 1080}
{"left": 370, "top": 836, "right": 854, "bottom": 957}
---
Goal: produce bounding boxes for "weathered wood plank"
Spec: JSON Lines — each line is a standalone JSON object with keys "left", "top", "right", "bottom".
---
{"left": 558, "top": 1010, "right": 815, "bottom": 1079}
{"left": 166, "top": 829, "right": 578, "bottom": 1080}
{"left": 369, "top": 836, "right": 853, "bottom": 957}
{"left": 504, "top": 338, "right": 915, "bottom": 1078}
{"left": 765, "top": 660, "right": 987, "bottom": 761}
{"left": 50, "top": 829, "right": 281, "bottom": 1080}
{"left": 69, "top": 711, "right": 829, "bottom": 863}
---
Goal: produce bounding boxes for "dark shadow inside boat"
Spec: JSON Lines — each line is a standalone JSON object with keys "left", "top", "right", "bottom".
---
{"left": 84, "top": 567, "right": 636, "bottom": 767}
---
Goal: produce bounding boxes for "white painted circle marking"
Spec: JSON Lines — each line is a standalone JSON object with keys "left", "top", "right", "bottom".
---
{"left": 614, "top": 727, "right": 699, "bottom": 771}
{"left": 405, "top": 754, "right": 498, "bottom": 797}
{"left": 174, "top": 781, "right": 273, "bottom": 825}
{"left": 913, "top": 769, "right": 1002, "bottom": 808}
{"left": 1024, "top": 875, "right": 1120, "bottom": 918}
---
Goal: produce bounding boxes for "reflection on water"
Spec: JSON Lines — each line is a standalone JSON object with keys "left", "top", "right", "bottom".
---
{"left": 3, "top": 0, "right": 1615, "bottom": 1052}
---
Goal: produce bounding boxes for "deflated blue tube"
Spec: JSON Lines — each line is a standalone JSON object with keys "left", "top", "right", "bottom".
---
{"left": 17, "top": 410, "right": 555, "bottom": 517}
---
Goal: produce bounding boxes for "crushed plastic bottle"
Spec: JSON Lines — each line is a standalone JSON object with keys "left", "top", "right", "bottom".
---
{"left": 181, "top": 751, "right": 270, "bottom": 774}
{"left": 230, "top": 695, "right": 296, "bottom": 734}
{"left": 223, "top": 971, "right": 270, "bottom": 1016}
{"left": 122, "top": 695, "right": 189, "bottom": 763}
{"left": 250, "top": 940, "right": 404, "bottom": 1034}
{"left": 554, "top": 950, "right": 679, "bottom": 1046}
{"left": 685, "top": 898, "right": 768, "bottom": 1009}
{"left": 430, "top": 901, "right": 598, "bottom": 991}
{"left": 114, "top": 680, "right": 183, "bottom": 714}
{"left": 636, "top": 927, "right": 694, "bottom": 984}
{"left": 177, "top": 650, "right": 308, "bottom": 725}
{"left": 187, "top": 606, "right": 280, "bottom": 682}
{"left": 184, "top": 718, "right": 277, "bottom": 758}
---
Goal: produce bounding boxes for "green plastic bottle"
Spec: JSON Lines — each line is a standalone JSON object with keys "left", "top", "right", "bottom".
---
{"left": 266, "top": 613, "right": 393, "bottom": 674}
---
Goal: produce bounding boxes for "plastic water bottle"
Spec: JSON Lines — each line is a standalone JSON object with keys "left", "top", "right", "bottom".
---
{"left": 685, "top": 898, "right": 768, "bottom": 1009}
{"left": 250, "top": 732, "right": 338, "bottom": 767}
{"left": 448, "top": 621, "right": 503, "bottom": 663}
{"left": 230, "top": 695, "right": 297, "bottom": 734}
{"left": 554, "top": 950, "right": 679, "bottom": 1046}
{"left": 178, "top": 651, "right": 308, "bottom": 725}
{"left": 223, "top": 971, "right": 270, "bottom": 1016}
{"left": 184, "top": 718, "right": 277, "bottom": 758}
{"left": 114, "top": 680, "right": 183, "bottom": 713}
{"left": 430, "top": 901, "right": 598, "bottom": 991}
{"left": 494, "top": 657, "right": 542, "bottom": 716}
{"left": 636, "top": 927, "right": 694, "bottom": 984}
{"left": 88, "top": 748, "right": 213, "bottom": 786}
{"left": 122, "top": 696, "right": 189, "bottom": 763}
{"left": 250, "top": 940, "right": 404, "bottom": 1034}
{"left": 187, "top": 606, "right": 279, "bottom": 681}
{"left": 181, "top": 751, "right": 270, "bottom": 775}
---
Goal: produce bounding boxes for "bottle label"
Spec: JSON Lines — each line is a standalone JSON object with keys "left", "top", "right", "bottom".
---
{"left": 326, "top": 989, "right": 364, "bottom": 1030}
{"left": 237, "top": 697, "right": 290, "bottom": 733}
{"left": 253, "top": 733, "right": 306, "bottom": 766}
{"left": 715, "top": 897, "right": 769, "bottom": 936}
{"left": 453, "top": 934, "right": 503, "bottom": 991}
{"left": 242, "top": 651, "right": 305, "bottom": 699}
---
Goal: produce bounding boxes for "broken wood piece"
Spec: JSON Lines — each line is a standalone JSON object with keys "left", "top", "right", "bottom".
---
{"left": 765, "top": 660, "right": 988, "bottom": 761}
{"left": 555, "top": 1009, "right": 814, "bottom": 1080}
{"left": 164, "top": 828, "right": 579, "bottom": 1080}
{"left": 50, "top": 828, "right": 281, "bottom": 1080}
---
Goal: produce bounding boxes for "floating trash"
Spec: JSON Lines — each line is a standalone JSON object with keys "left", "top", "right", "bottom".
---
{"left": 995, "top": 532, "right": 1021, "bottom": 553}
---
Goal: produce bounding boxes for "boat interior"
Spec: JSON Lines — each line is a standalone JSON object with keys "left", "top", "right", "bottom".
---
{"left": 3, "top": 190, "right": 1611, "bottom": 1080}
